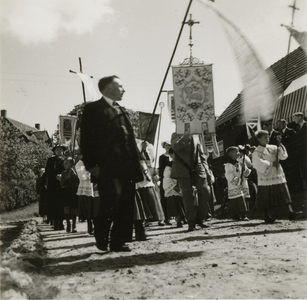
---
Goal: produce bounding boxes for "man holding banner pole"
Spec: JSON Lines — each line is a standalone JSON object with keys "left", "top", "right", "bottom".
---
{"left": 171, "top": 128, "right": 214, "bottom": 232}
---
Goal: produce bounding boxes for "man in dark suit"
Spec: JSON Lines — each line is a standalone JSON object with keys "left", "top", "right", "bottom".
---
{"left": 80, "top": 75, "right": 143, "bottom": 252}
{"left": 263, "top": 121, "right": 280, "bottom": 146}
{"left": 171, "top": 130, "right": 214, "bottom": 232}
{"left": 293, "top": 112, "right": 307, "bottom": 191}
{"left": 277, "top": 119, "right": 298, "bottom": 192}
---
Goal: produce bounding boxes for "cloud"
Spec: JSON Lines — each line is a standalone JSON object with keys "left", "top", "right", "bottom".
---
{"left": 0, "top": 0, "right": 115, "bottom": 45}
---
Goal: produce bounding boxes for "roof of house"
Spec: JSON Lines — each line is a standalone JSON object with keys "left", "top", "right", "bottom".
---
{"left": 5, "top": 117, "right": 49, "bottom": 142}
{"left": 216, "top": 47, "right": 307, "bottom": 126}
{"left": 32, "top": 131, "right": 50, "bottom": 140}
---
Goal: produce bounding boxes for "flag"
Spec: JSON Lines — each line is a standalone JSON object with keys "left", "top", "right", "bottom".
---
{"left": 284, "top": 25, "right": 307, "bottom": 54}
{"left": 167, "top": 91, "right": 176, "bottom": 123}
{"left": 138, "top": 112, "right": 159, "bottom": 145}
{"left": 59, "top": 115, "right": 77, "bottom": 151}
{"left": 246, "top": 123, "right": 252, "bottom": 140}
{"left": 76, "top": 72, "right": 100, "bottom": 100}
{"left": 200, "top": 1, "right": 279, "bottom": 123}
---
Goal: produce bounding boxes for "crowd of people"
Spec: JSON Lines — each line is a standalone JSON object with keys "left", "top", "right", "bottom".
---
{"left": 36, "top": 75, "right": 306, "bottom": 253}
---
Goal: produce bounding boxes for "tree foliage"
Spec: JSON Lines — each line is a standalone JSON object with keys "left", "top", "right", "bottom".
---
{"left": 0, "top": 118, "right": 52, "bottom": 212}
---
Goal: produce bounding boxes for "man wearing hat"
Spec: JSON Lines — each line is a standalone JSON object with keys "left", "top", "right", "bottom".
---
{"left": 293, "top": 112, "right": 307, "bottom": 191}
{"left": 80, "top": 75, "right": 143, "bottom": 252}
{"left": 263, "top": 121, "right": 279, "bottom": 146}
{"left": 277, "top": 119, "right": 298, "bottom": 192}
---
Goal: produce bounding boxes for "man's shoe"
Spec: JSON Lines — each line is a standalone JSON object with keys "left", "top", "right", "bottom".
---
{"left": 110, "top": 244, "right": 132, "bottom": 252}
{"left": 158, "top": 221, "right": 165, "bottom": 226}
{"left": 182, "top": 218, "right": 188, "bottom": 224}
{"left": 232, "top": 215, "right": 240, "bottom": 221}
{"left": 96, "top": 239, "right": 109, "bottom": 251}
{"left": 264, "top": 215, "right": 276, "bottom": 224}
{"left": 197, "top": 223, "right": 210, "bottom": 228}
{"left": 177, "top": 221, "right": 183, "bottom": 228}
{"left": 187, "top": 225, "right": 196, "bottom": 232}
{"left": 289, "top": 211, "right": 304, "bottom": 221}
{"left": 136, "top": 234, "right": 147, "bottom": 241}
{"left": 144, "top": 221, "right": 151, "bottom": 227}
{"left": 165, "top": 221, "right": 172, "bottom": 225}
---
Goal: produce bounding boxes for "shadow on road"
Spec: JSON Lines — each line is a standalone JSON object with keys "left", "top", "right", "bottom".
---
{"left": 177, "top": 227, "right": 306, "bottom": 243}
{"left": 44, "top": 250, "right": 204, "bottom": 276}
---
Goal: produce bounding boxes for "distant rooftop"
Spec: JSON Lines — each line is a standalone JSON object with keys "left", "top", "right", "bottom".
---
{"left": 1, "top": 110, "right": 50, "bottom": 143}
{"left": 216, "top": 47, "right": 307, "bottom": 127}
{"left": 6, "top": 117, "right": 39, "bottom": 142}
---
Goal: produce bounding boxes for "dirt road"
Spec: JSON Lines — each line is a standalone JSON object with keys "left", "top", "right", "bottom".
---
{"left": 37, "top": 218, "right": 307, "bottom": 299}
{"left": 1, "top": 199, "right": 307, "bottom": 300}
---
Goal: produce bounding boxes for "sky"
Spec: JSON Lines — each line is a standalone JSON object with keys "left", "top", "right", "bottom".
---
{"left": 0, "top": 0, "right": 306, "bottom": 157}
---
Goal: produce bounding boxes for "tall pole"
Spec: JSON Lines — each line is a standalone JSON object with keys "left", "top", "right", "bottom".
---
{"left": 275, "top": 0, "right": 299, "bottom": 160}
{"left": 144, "top": 0, "right": 194, "bottom": 143}
{"left": 154, "top": 102, "right": 165, "bottom": 169}
{"left": 281, "top": 0, "right": 299, "bottom": 94}
{"left": 79, "top": 57, "right": 87, "bottom": 104}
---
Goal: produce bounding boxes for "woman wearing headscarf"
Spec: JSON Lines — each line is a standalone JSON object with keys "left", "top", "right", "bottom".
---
{"left": 44, "top": 145, "right": 66, "bottom": 230}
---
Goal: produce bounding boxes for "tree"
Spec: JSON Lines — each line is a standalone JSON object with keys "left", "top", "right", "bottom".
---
{"left": 0, "top": 118, "right": 52, "bottom": 211}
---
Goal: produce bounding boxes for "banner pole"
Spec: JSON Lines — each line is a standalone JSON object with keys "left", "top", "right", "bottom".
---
{"left": 79, "top": 57, "right": 87, "bottom": 104}
{"left": 144, "top": 0, "right": 194, "bottom": 142}
{"left": 154, "top": 103, "right": 164, "bottom": 169}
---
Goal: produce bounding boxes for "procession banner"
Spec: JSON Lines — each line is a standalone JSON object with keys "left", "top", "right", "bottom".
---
{"left": 138, "top": 112, "right": 159, "bottom": 145}
{"left": 76, "top": 72, "right": 101, "bottom": 100}
{"left": 200, "top": 0, "right": 280, "bottom": 123}
{"left": 284, "top": 26, "right": 307, "bottom": 54}
{"left": 167, "top": 91, "right": 176, "bottom": 123}
{"left": 172, "top": 64, "right": 216, "bottom": 134}
{"left": 59, "top": 115, "right": 78, "bottom": 150}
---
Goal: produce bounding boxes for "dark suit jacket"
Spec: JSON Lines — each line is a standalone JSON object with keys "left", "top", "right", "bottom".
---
{"left": 296, "top": 121, "right": 307, "bottom": 162}
{"left": 281, "top": 127, "right": 297, "bottom": 155}
{"left": 170, "top": 132, "right": 211, "bottom": 180}
{"left": 80, "top": 97, "right": 143, "bottom": 183}
{"left": 269, "top": 129, "right": 280, "bottom": 146}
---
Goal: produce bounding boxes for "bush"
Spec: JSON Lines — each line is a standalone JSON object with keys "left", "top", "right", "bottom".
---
{"left": 0, "top": 119, "right": 52, "bottom": 212}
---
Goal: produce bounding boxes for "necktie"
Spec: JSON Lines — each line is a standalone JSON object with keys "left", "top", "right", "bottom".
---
{"left": 112, "top": 102, "right": 121, "bottom": 114}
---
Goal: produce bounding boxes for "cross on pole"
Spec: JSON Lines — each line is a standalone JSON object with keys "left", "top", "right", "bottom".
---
{"left": 184, "top": 14, "right": 200, "bottom": 65}
{"left": 281, "top": 0, "right": 300, "bottom": 93}
{"left": 69, "top": 57, "right": 93, "bottom": 104}
{"left": 289, "top": 0, "right": 299, "bottom": 26}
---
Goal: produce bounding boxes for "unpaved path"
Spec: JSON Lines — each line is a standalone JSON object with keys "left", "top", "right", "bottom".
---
{"left": 39, "top": 218, "right": 307, "bottom": 299}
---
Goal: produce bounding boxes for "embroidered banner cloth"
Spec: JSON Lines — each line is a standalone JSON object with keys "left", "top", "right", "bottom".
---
{"left": 172, "top": 65, "right": 216, "bottom": 134}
